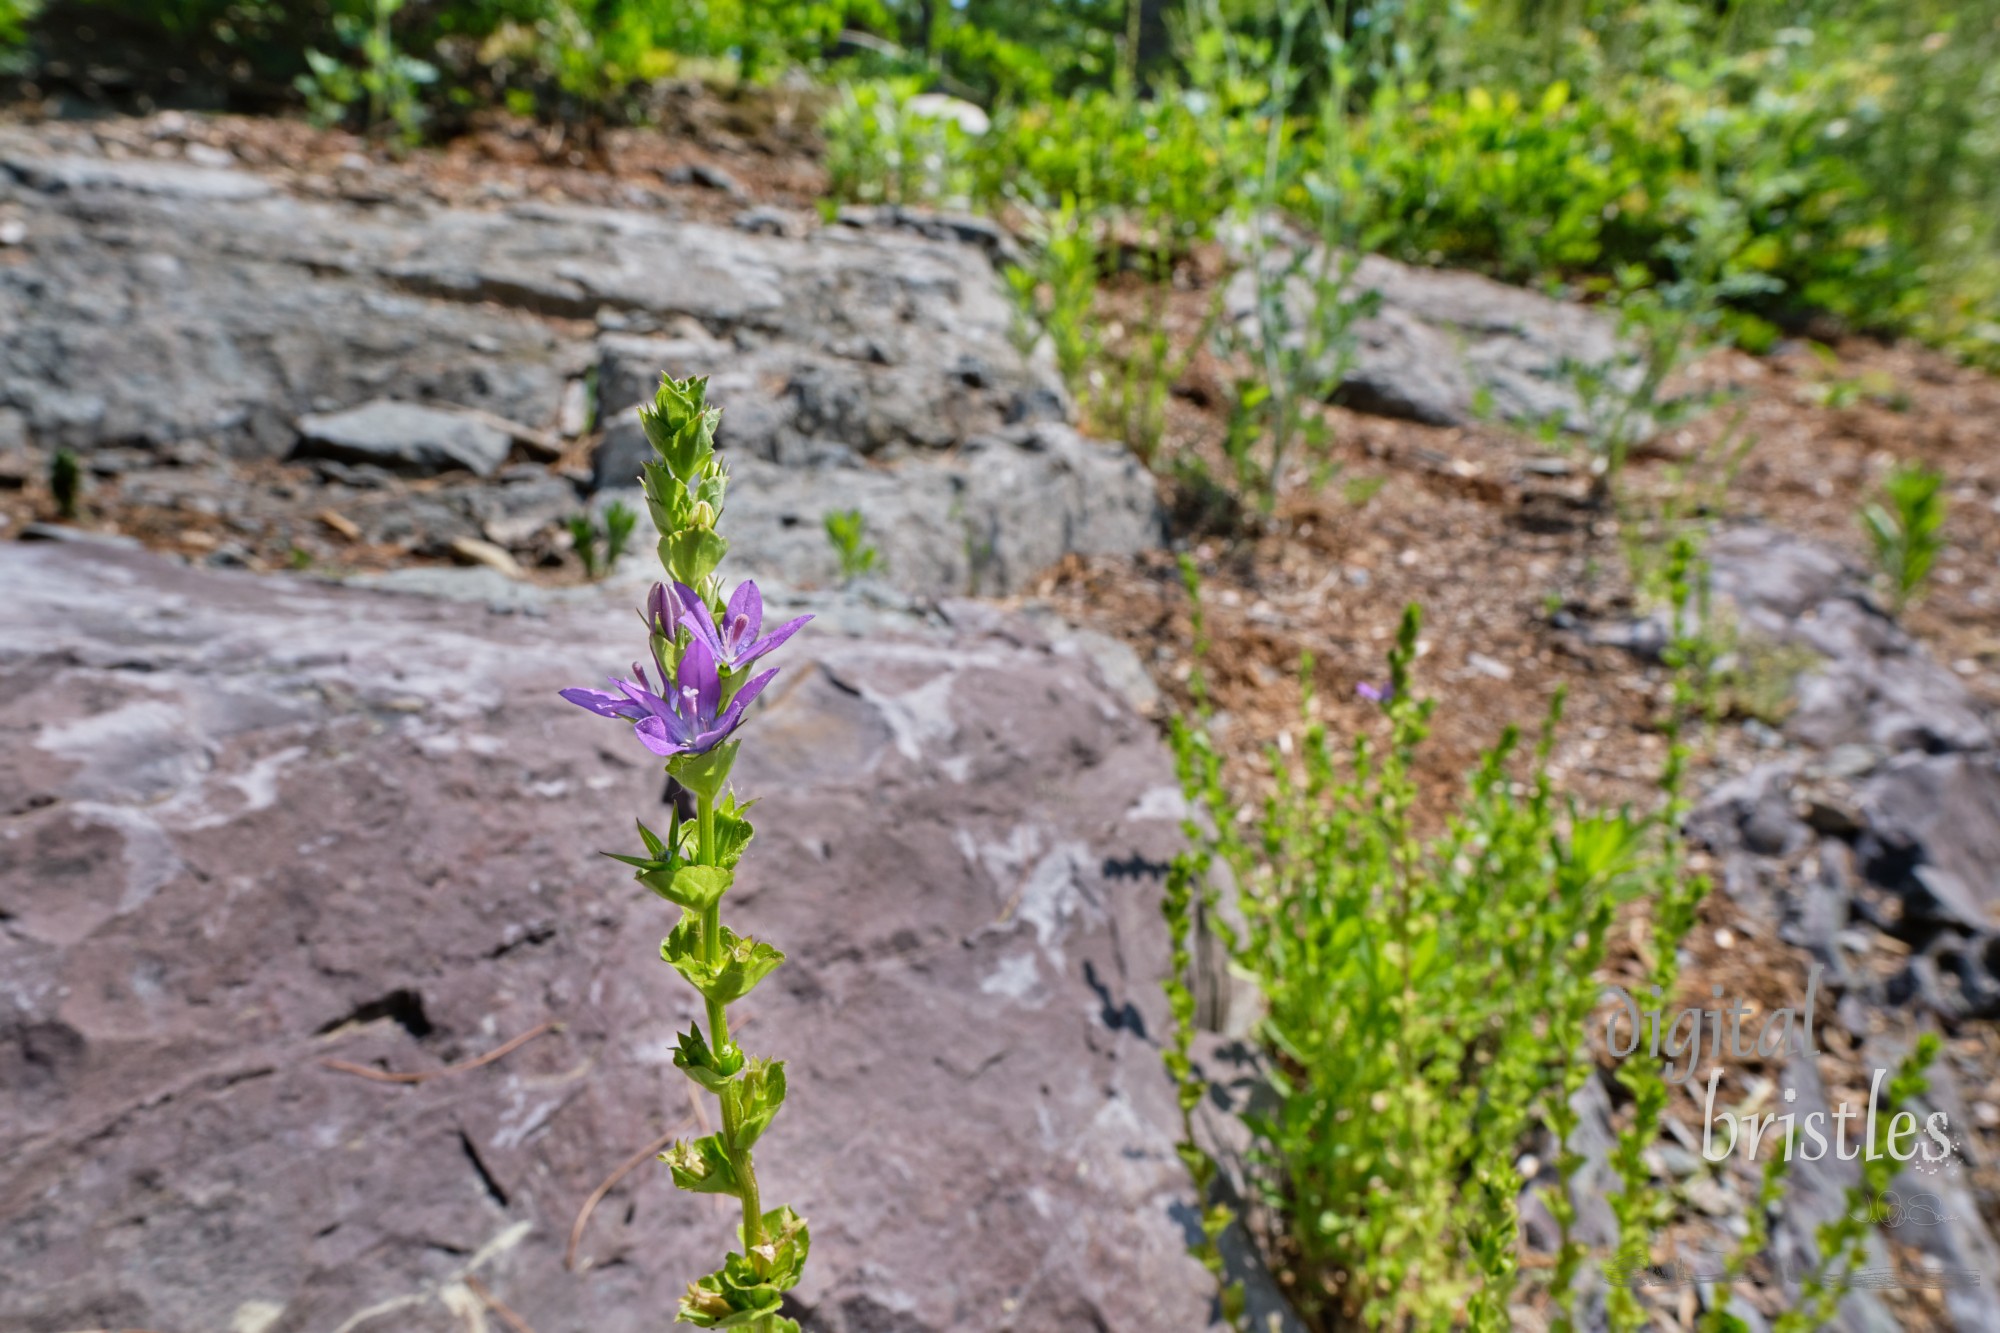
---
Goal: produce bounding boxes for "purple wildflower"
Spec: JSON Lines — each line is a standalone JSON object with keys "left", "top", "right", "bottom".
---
{"left": 1356, "top": 682, "right": 1393, "bottom": 704}
{"left": 673, "top": 579, "right": 810, "bottom": 673}
{"left": 560, "top": 638, "right": 776, "bottom": 758}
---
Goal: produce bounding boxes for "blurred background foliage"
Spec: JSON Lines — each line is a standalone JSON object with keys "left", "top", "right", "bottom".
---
{"left": 10, "top": 0, "right": 1991, "bottom": 364}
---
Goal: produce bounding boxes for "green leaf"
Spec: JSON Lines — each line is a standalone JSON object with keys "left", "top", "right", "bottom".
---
{"left": 661, "top": 916, "right": 786, "bottom": 1005}
{"left": 675, "top": 1211, "right": 808, "bottom": 1328}
{"left": 641, "top": 458, "right": 691, "bottom": 533}
{"left": 661, "top": 1134, "right": 741, "bottom": 1196}
{"left": 666, "top": 527, "right": 730, "bottom": 588}
{"left": 678, "top": 1269, "right": 782, "bottom": 1328}
{"left": 741, "top": 1205, "right": 810, "bottom": 1289}
{"left": 661, "top": 864, "right": 733, "bottom": 912}
{"left": 669, "top": 742, "right": 738, "bottom": 802}
{"left": 673, "top": 1023, "right": 745, "bottom": 1093}
{"left": 642, "top": 376, "right": 718, "bottom": 481}
{"left": 721, "top": 1058, "right": 787, "bottom": 1152}
{"left": 711, "top": 799, "right": 756, "bottom": 869}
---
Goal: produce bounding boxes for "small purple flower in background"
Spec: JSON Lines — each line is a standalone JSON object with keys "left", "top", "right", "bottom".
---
{"left": 561, "top": 638, "right": 776, "bottom": 758}
{"left": 674, "top": 579, "right": 810, "bottom": 673}
{"left": 1356, "top": 682, "right": 1394, "bottom": 704}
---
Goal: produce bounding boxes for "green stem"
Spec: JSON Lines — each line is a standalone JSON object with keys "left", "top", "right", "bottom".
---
{"left": 695, "top": 790, "right": 765, "bottom": 1254}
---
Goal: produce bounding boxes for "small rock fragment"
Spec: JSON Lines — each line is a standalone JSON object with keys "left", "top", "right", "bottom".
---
{"left": 294, "top": 400, "right": 513, "bottom": 478}
{"left": 448, "top": 535, "right": 525, "bottom": 579}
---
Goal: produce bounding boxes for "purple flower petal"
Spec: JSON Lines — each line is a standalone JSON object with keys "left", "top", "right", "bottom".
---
{"left": 710, "top": 667, "right": 779, "bottom": 737}
{"left": 672, "top": 580, "right": 709, "bottom": 623}
{"left": 614, "top": 675, "right": 671, "bottom": 718}
{"left": 633, "top": 715, "right": 686, "bottom": 756}
{"left": 741, "top": 614, "right": 811, "bottom": 663}
{"left": 679, "top": 637, "right": 722, "bottom": 721}
{"left": 646, "top": 582, "right": 674, "bottom": 636}
{"left": 724, "top": 579, "right": 763, "bottom": 645}
{"left": 561, "top": 685, "right": 646, "bottom": 721}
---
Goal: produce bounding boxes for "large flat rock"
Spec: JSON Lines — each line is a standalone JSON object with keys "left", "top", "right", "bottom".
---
{"left": 0, "top": 544, "right": 1214, "bottom": 1332}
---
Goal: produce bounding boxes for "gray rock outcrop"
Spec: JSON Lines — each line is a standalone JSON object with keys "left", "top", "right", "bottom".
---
{"left": 0, "top": 542, "right": 1215, "bottom": 1332}
{"left": 1671, "top": 525, "right": 2000, "bottom": 1333}
{"left": 0, "top": 123, "right": 1160, "bottom": 594}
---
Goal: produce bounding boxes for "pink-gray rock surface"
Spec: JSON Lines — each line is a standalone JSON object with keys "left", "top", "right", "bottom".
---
{"left": 0, "top": 543, "right": 1216, "bottom": 1332}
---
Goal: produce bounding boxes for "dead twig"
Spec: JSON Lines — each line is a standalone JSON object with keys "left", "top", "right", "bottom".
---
{"left": 565, "top": 1122, "right": 688, "bottom": 1272}
{"left": 320, "top": 1020, "right": 563, "bottom": 1085}
{"left": 465, "top": 1275, "right": 537, "bottom": 1333}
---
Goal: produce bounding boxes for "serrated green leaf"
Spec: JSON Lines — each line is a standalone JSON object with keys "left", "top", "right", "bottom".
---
{"left": 665, "top": 864, "right": 732, "bottom": 911}
{"left": 721, "top": 1058, "right": 786, "bottom": 1152}
{"left": 711, "top": 804, "right": 755, "bottom": 870}
{"left": 673, "top": 1022, "right": 745, "bottom": 1093}
{"left": 660, "top": 916, "right": 786, "bottom": 1005}
{"left": 677, "top": 1268, "right": 782, "bottom": 1328}
{"left": 669, "top": 741, "right": 738, "bottom": 802}
{"left": 738, "top": 1205, "right": 810, "bottom": 1289}
{"left": 666, "top": 527, "right": 730, "bottom": 588}
{"left": 661, "top": 1134, "right": 740, "bottom": 1196}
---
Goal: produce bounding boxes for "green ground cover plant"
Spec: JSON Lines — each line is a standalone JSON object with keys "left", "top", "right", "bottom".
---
{"left": 1166, "top": 564, "right": 1659, "bottom": 1329}
{"left": 1164, "top": 540, "right": 1939, "bottom": 1330}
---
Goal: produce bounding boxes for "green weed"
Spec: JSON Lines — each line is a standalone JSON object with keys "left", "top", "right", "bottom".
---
{"left": 293, "top": 0, "right": 437, "bottom": 145}
{"left": 823, "top": 507, "right": 880, "bottom": 583}
{"left": 568, "top": 497, "right": 638, "bottom": 580}
{"left": 1860, "top": 460, "right": 1948, "bottom": 610}
{"left": 49, "top": 447, "right": 80, "bottom": 521}
{"left": 1169, "top": 581, "right": 1655, "bottom": 1329}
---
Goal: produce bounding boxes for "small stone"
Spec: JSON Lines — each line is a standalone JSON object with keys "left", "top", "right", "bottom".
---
{"left": 733, "top": 205, "right": 797, "bottom": 237}
{"left": 664, "top": 162, "right": 747, "bottom": 196}
{"left": 294, "top": 400, "right": 513, "bottom": 478}
{"left": 1657, "top": 1145, "right": 1701, "bottom": 1178}
{"left": 448, "top": 536, "right": 525, "bottom": 579}
{"left": 1467, "top": 652, "right": 1513, "bottom": 681}
{"left": 0, "top": 219, "right": 25, "bottom": 246}
{"left": 18, "top": 522, "right": 141, "bottom": 549}
{"left": 1818, "top": 743, "right": 1881, "bottom": 780}
{"left": 1685, "top": 1175, "right": 1737, "bottom": 1217}
{"left": 557, "top": 378, "right": 593, "bottom": 437}
{"left": 1801, "top": 793, "right": 1864, "bottom": 836}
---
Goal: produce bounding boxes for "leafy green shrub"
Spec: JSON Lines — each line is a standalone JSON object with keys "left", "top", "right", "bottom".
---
{"left": 823, "top": 75, "right": 980, "bottom": 208}
{"left": 1860, "top": 460, "right": 1948, "bottom": 610}
{"left": 820, "top": 3, "right": 2000, "bottom": 365}
{"left": 294, "top": 0, "right": 437, "bottom": 142}
{"left": 1168, "top": 601, "right": 1655, "bottom": 1329}
{"left": 0, "top": 0, "right": 37, "bottom": 55}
